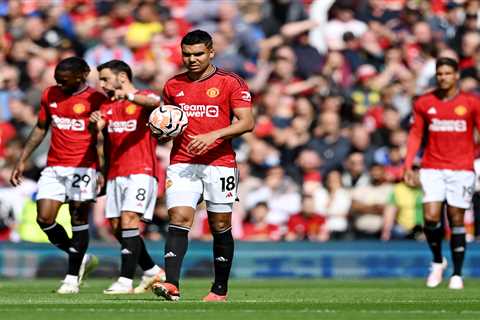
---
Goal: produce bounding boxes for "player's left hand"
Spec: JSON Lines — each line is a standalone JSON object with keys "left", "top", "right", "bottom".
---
{"left": 187, "top": 132, "right": 220, "bottom": 155}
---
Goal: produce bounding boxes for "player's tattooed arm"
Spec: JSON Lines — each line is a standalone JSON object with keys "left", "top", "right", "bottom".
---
{"left": 10, "top": 120, "right": 49, "bottom": 186}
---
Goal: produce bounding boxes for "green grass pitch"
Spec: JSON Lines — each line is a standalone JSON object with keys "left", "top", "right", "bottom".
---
{"left": 1, "top": 279, "right": 480, "bottom": 320}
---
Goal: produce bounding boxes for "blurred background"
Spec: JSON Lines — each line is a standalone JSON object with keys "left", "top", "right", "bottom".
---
{"left": 1, "top": 0, "right": 480, "bottom": 279}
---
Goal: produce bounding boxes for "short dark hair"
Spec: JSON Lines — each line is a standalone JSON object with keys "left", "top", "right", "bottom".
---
{"left": 436, "top": 57, "right": 459, "bottom": 71}
{"left": 55, "top": 57, "right": 90, "bottom": 74}
{"left": 96, "top": 59, "right": 133, "bottom": 81}
{"left": 181, "top": 29, "right": 213, "bottom": 49}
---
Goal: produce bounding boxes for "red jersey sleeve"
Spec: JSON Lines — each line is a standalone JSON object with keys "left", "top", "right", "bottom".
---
{"left": 37, "top": 88, "right": 50, "bottom": 123}
{"left": 472, "top": 95, "right": 480, "bottom": 133}
{"left": 228, "top": 77, "right": 252, "bottom": 109}
{"left": 162, "top": 81, "right": 174, "bottom": 105}
{"left": 405, "top": 98, "right": 425, "bottom": 170}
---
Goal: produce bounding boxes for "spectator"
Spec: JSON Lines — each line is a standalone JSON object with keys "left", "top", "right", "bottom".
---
{"left": 308, "top": 111, "right": 351, "bottom": 174}
{"left": 242, "top": 202, "right": 281, "bottom": 241}
{"left": 285, "top": 194, "right": 327, "bottom": 242}
{"left": 314, "top": 170, "right": 352, "bottom": 239}
{"left": 381, "top": 166, "right": 423, "bottom": 241}
{"left": 350, "top": 164, "right": 393, "bottom": 238}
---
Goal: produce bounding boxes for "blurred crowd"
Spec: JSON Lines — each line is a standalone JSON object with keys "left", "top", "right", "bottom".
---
{"left": 1, "top": 0, "right": 480, "bottom": 243}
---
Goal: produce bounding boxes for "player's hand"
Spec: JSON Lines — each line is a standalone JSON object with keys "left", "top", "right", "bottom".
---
{"left": 89, "top": 111, "right": 105, "bottom": 131}
{"left": 96, "top": 172, "right": 106, "bottom": 196}
{"left": 187, "top": 132, "right": 220, "bottom": 155}
{"left": 111, "top": 89, "right": 130, "bottom": 101}
{"left": 403, "top": 169, "right": 419, "bottom": 187}
{"left": 10, "top": 161, "right": 24, "bottom": 187}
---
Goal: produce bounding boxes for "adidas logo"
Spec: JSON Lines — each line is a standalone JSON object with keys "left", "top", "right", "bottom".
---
{"left": 121, "top": 248, "right": 132, "bottom": 254}
{"left": 427, "top": 107, "right": 437, "bottom": 115}
{"left": 176, "top": 91, "right": 185, "bottom": 97}
{"left": 454, "top": 246, "right": 465, "bottom": 252}
{"left": 107, "top": 109, "right": 113, "bottom": 115}
{"left": 50, "top": 102, "right": 58, "bottom": 108}
{"left": 215, "top": 256, "right": 228, "bottom": 262}
{"left": 68, "top": 247, "right": 79, "bottom": 253}
{"left": 226, "top": 192, "right": 233, "bottom": 198}
{"left": 164, "top": 251, "right": 177, "bottom": 258}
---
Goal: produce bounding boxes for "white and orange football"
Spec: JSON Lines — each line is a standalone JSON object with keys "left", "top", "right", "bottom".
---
{"left": 148, "top": 105, "right": 188, "bottom": 138}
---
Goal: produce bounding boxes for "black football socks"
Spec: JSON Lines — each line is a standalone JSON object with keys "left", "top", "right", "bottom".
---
{"left": 164, "top": 224, "right": 190, "bottom": 288}
{"left": 450, "top": 226, "right": 466, "bottom": 276}
{"left": 120, "top": 228, "right": 141, "bottom": 279}
{"left": 424, "top": 221, "right": 444, "bottom": 263}
{"left": 69, "top": 224, "right": 90, "bottom": 275}
{"left": 211, "top": 227, "right": 234, "bottom": 296}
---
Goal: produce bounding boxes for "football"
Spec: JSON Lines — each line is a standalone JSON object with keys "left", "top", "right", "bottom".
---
{"left": 148, "top": 105, "right": 188, "bottom": 137}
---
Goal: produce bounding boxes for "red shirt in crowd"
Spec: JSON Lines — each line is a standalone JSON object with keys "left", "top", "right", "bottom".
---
{"left": 287, "top": 213, "right": 326, "bottom": 240}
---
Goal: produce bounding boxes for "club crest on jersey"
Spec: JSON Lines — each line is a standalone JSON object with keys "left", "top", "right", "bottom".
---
{"left": 455, "top": 105, "right": 467, "bottom": 116}
{"left": 125, "top": 104, "right": 137, "bottom": 115}
{"left": 73, "top": 103, "right": 86, "bottom": 114}
{"left": 165, "top": 179, "right": 173, "bottom": 189}
{"left": 206, "top": 87, "right": 220, "bottom": 98}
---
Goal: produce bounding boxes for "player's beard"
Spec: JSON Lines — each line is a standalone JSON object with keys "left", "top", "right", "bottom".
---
{"left": 105, "top": 80, "right": 122, "bottom": 98}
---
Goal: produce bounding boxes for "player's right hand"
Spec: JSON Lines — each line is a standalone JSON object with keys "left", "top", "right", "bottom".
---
{"left": 403, "top": 169, "right": 419, "bottom": 187}
{"left": 10, "top": 162, "right": 24, "bottom": 187}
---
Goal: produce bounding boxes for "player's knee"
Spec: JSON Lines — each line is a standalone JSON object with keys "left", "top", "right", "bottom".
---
{"left": 169, "top": 214, "right": 192, "bottom": 228}
{"left": 424, "top": 212, "right": 440, "bottom": 223}
{"left": 36, "top": 216, "right": 55, "bottom": 227}
{"left": 71, "top": 214, "right": 88, "bottom": 226}
{"left": 121, "top": 211, "right": 141, "bottom": 229}
{"left": 209, "top": 220, "right": 231, "bottom": 233}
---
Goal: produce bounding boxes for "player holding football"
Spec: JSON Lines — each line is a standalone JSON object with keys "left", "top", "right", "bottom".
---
{"left": 152, "top": 30, "right": 255, "bottom": 302}
{"left": 10, "top": 57, "right": 104, "bottom": 293}
{"left": 404, "top": 57, "right": 480, "bottom": 289}
{"left": 89, "top": 60, "right": 165, "bottom": 294}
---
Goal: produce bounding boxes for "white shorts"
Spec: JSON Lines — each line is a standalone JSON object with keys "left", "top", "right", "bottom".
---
{"left": 106, "top": 174, "right": 158, "bottom": 221}
{"left": 419, "top": 169, "right": 475, "bottom": 209}
{"left": 165, "top": 163, "right": 238, "bottom": 212}
{"left": 36, "top": 166, "right": 98, "bottom": 202}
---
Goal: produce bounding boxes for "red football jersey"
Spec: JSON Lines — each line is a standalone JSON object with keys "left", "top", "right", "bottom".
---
{"left": 287, "top": 213, "right": 325, "bottom": 238}
{"left": 162, "top": 68, "right": 252, "bottom": 167}
{"left": 38, "top": 86, "right": 106, "bottom": 168}
{"left": 101, "top": 90, "right": 159, "bottom": 180}
{"left": 405, "top": 91, "right": 480, "bottom": 171}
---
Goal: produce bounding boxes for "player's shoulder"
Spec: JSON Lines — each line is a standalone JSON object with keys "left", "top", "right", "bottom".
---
{"left": 415, "top": 90, "right": 436, "bottom": 103}
{"left": 42, "top": 85, "right": 60, "bottom": 97}
{"left": 165, "top": 72, "right": 189, "bottom": 86}
{"left": 459, "top": 91, "right": 480, "bottom": 104}
{"left": 215, "top": 68, "right": 248, "bottom": 87}
{"left": 84, "top": 87, "right": 107, "bottom": 100}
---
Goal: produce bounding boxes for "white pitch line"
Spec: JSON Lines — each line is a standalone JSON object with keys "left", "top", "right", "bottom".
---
{"left": 1, "top": 308, "right": 480, "bottom": 315}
